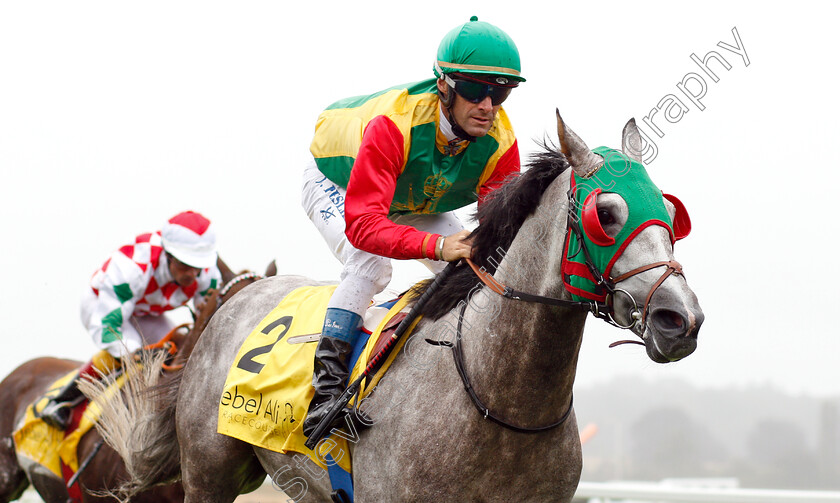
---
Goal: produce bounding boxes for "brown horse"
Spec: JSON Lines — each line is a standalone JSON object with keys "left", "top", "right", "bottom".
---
{"left": 0, "top": 356, "right": 187, "bottom": 503}
{"left": 0, "top": 258, "right": 266, "bottom": 502}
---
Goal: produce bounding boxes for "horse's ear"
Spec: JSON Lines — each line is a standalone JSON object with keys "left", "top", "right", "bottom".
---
{"left": 556, "top": 109, "right": 603, "bottom": 178}
{"left": 621, "top": 118, "right": 644, "bottom": 163}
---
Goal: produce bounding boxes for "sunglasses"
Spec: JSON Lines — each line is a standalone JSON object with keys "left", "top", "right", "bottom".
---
{"left": 444, "top": 74, "right": 513, "bottom": 106}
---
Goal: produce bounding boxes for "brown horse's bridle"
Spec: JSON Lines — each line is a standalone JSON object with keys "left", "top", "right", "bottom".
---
{"left": 464, "top": 250, "right": 685, "bottom": 345}
{"left": 610, "top": 260, "right": 684, "bottom": 330}
{"left": 219, "top": 271, "right": 264, "bottom": 299}
{"left": 434, "top": 256, "right": 683, "bottom": 434}
{"left": 465, "top": 257, "right": 682, "bottom": 333}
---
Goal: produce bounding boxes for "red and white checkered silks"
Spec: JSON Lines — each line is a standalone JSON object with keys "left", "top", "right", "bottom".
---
{"left": 84, "top": 230, "right": 221, "bottom": 356}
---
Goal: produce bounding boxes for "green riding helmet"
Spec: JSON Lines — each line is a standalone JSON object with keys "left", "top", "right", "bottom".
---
{"left": 434, "top": 16, "right": 525, "bottom": 85}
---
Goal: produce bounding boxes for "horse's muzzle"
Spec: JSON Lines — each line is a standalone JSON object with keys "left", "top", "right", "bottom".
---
{"left": 646, "top": 306, "right": 703, "bottom": 363}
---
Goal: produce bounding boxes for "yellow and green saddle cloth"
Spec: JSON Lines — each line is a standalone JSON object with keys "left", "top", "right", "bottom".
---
{"left": 13, "top": 370, "right": 125, "bottom": 480}
{"left": 217, "top": 284, "right": 420, "bottom": 474}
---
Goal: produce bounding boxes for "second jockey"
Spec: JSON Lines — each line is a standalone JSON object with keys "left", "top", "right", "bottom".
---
{"left": 40, "top": 210, "right": 222, "bottom": 430}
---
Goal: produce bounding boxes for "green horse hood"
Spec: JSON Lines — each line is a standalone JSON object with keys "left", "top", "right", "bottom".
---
{"left": 562, "top": 147, "right": 690, "bottom": 302}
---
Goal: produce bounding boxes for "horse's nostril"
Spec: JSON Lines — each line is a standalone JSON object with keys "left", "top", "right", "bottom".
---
{"left": 651, "top": 309, "right": 686, "bottom": 332}
{"left": 667, "top": 311, "right": 683, "bottom": 329}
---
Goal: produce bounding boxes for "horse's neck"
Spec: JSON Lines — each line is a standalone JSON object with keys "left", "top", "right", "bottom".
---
{"left": 461, "top": 171, "right": 585, "bottom": 424}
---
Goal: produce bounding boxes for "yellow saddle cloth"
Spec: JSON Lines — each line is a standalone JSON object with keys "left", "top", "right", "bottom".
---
{"left": 12, "top": 369, "right": 124, "bottom": 479}
{"left": 217, "top": 285, "right": 421, "bottom": 472}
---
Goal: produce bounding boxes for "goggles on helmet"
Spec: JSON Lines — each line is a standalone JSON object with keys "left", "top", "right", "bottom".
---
{"left": 443, "top": 72, "right": 514, "bottom": 106}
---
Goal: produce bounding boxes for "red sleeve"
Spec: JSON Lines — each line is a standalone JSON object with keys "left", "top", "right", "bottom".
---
{"left": 344, "top": 115, "right": 442, "bottom": 260}
{"left": 478, "top": 139, "right": 521, "bottom": 207}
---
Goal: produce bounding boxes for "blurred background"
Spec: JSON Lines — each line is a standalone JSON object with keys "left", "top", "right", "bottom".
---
{"left": 2, "top": 0, "right": 838, "bottom": 496}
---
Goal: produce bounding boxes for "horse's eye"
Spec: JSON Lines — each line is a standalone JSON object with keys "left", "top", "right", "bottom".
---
{"left": 598, "top": 209, "right": 615, "bottom": 226}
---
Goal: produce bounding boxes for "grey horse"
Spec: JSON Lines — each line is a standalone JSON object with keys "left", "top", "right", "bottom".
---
{"left": 87, "top": 113, "right": 703, "bottom": 503}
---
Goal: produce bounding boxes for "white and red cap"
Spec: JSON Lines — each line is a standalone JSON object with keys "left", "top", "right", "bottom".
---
{"left": 161, "top": 211, "right": 217, "bottom": 268}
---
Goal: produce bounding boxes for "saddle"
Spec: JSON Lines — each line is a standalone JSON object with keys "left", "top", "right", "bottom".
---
{"left": 216, "top": 285, "right": 418, "bottom": 473}
{"left": 13, "top": 333, "right": 183, "bottom": 501}
{"left": 14, "top": 369, "right": 105, "bottom": 501}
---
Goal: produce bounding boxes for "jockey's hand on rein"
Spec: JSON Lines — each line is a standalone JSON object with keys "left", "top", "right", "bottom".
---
{"left": 441, "top": 229, "right": 473, "bottom": 262}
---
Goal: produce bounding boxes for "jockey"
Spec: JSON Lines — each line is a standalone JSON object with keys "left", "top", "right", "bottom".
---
{"left": 301, "top": 16, "right": 525, "bottom": 436}
{"left": 40, "top": 210, "right": 222, "bottom": 430}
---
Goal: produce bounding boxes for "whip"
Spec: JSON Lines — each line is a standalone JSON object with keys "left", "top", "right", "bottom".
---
{"left": 304, "top": 261, "right": 458, "bottom": 450}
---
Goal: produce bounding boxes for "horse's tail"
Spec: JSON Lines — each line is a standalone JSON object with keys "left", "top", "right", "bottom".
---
{"left": 80, "top": 350, "right": 183, "bottom": 501}
{"left": 79, "top": 290, "right": 222, "bottom": 500}
{"left": 79, "top": 286, "right": 236, "bottom": 500}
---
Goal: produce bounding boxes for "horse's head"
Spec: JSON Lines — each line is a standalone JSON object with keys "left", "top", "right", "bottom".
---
{"left": 557, "top": 111, "right": 703, "bottom": 363}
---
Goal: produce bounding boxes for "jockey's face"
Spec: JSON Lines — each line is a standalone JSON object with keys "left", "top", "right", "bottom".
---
{"left": 167, "top": 253, "right": 201, "bottom": 287}
{"left": 437, "top": 78, "right": 500, "bottom": 139}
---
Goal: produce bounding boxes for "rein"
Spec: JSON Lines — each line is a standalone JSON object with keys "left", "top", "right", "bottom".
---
{"left": 141, "top": 324, "right": 186, "bottom": 371}
{"left": 466, "top": 239, "right": 684, "bottom": 345}
{"left": 428, "top": 302, "right": 574, "bottom": 433}
{"left": 465, "top": 259, "right": 609, "bottom": 316}
{"left": 465, "top": 258, "right": 630, "bottom": 330}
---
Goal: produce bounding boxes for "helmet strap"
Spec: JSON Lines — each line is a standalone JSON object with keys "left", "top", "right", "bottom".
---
{"left": 440, "top": 83, "right": 477, "bottom": 143}
{"left": 450, "top": 114, "right": 477, "bottom": 143}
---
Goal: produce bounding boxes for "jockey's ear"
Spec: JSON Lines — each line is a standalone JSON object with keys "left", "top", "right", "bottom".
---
{"left": 437, "top": 78, "right": 453, "bottom": 108}
{"left": 436, "top": 78, "right": 447, "bottom": 94}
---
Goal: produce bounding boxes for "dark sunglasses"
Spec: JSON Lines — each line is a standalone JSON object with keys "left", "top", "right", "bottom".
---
{"left": 444, "top": 74, "right": 513, "bottom": 106}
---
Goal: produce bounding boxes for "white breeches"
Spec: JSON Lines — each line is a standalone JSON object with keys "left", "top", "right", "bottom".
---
{"left": 301, "top": 160, "right": 463, "bottom": 316}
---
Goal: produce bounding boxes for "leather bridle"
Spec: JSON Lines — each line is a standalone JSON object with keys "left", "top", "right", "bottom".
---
{"left": 432, "top": 189, "right": 686, "bottom": 433}
{"left": 457, "top": 183, "right": 687, "bottom": 342}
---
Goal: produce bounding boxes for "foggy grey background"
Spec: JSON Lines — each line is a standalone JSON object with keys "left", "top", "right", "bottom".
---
{"left": 2, "top": 0, "right": 838, "bottom": 489}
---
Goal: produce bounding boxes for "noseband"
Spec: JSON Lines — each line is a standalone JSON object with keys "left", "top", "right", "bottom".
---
{"left": 610, "top": 260, "right": 684, "bottom": 329}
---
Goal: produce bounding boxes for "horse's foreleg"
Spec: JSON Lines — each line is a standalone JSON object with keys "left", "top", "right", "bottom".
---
{"left": 0, "top": 437, "right": 29, "bottom": 502}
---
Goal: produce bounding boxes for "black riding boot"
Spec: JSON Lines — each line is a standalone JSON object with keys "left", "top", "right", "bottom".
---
{"left": 302, "top": 308, "right": 363, "bottom": 438}
{"left": 39, "top": 351, "right": 119, "bottom": 430}
{"left": 40, "top": 373, "right": 85, "bottom": 430}
{"left": 302, "top": 335, "right": 354, "bottom": 438}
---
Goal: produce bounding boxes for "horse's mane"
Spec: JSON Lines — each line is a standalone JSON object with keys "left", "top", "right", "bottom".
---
{"left": 415, "top": 143, "right": 570, "bottom": 319}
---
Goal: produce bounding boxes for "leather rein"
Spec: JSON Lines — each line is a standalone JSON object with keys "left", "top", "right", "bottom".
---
{"left": 428, "top": 301, "right": 573, "bottom": 433}
{"left": 430, "top": 196, "right": 685, "bottom": 434}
